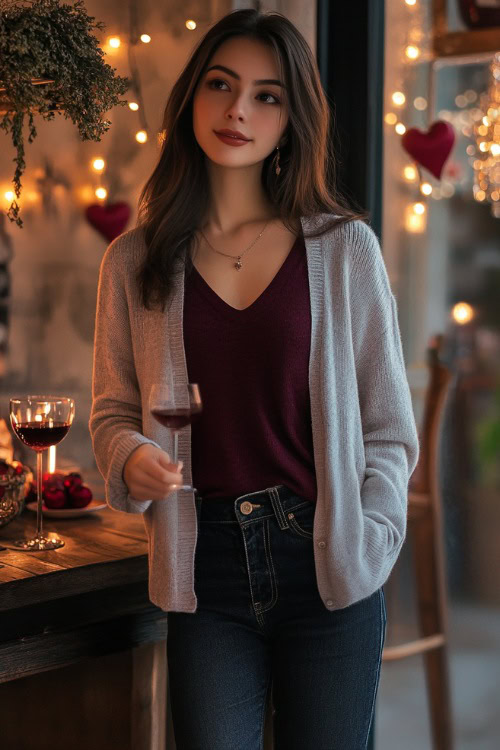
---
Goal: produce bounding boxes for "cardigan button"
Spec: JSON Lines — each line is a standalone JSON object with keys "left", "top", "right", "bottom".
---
{"left": 326, "top": 600, "right": 334, "bottom": 608}
{"left": 318, "top": 540, "right": 326, "bottom": 549}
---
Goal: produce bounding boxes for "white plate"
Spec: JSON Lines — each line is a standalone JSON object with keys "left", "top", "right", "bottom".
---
{"left": 25, "top": 499, "right": 107, "bottom": 518}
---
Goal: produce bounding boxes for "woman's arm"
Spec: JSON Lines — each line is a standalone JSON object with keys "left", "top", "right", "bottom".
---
{"left": 89, "top": 237, "right": 167, "bottom": 514}
{"left": 352, "top": 222, "right": 420, "bottom": 571}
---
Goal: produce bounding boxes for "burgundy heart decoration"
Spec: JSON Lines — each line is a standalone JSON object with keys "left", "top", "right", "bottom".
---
{"left": 85, "top": 201, "right": 131, "bottom": 243}
{"left": 401, "top": 121, "right": 456, "bottom": 180}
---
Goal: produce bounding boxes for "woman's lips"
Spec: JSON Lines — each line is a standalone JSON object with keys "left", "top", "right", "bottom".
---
{"left": 214, "top": 131, "right": 251, "bottom": 147}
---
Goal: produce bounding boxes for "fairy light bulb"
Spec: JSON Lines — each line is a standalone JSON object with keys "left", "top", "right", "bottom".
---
{"left": 414, "top": 97, "right": 427, "bottom": 110}
{"left": 403, "top": 165, "right": 417, "bottom": 181}
{"left": 405, "top": 205, "right": 426, "bottom": 233}
{"left": 4, "top": 191, "right": 15, "bottom": 202}
{"left": 108, "top": 36, "right": 121, "bottom": 48}
{"left": 490, "top": 143, "right": 500, "bottom": 156}
{"left": 385, "top": 113, "right": 397, "bottom": 125}
{"left": 413, "top": 202, "right": 426, "bottom": 215}
{"left": 405, "top": 0, "right": 417, "bottom": 5}
{"left": 140, "top": 34, "right": 151, "bottom": 43}
{"left": 128, "top": 102, "right": 139, "bottom": 111}
{"left": 420, "top": 182, "right": 432, "bottom": 196}
{"left": 452, "top": 302, "right": 474, "bottom": 325}
{"left": 405, "top": 45, "right": 420, "bottom": 60}
{"left": 92, "top": 158, "right": 105, "bottom": 172}
{"left": 186, "top": 20, "right": 197, "bottom": 30}
{"left": 136, "top": 130, "right": 148, "bottom": 143}
{"left": 95, "top": 187, "right": 107, "bottom": 200}
{"left": 392, "top": 91, "right": 406, "bottom": 106}
{"left": 395, "top": 122, "right": 406, "bottom": 135}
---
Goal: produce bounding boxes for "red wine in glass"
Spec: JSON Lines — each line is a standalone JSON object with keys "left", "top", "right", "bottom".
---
{"left": 13, "top": 421, "right": 71, "bottom": 451}
{"left": 152, "top": 406, "right": 202, "bottom": 431}
{"left": 9, "top": 396, "right": 75, "bottom": 551}
{"left": 149, "top": 383, "right": 202, "bottom": 493}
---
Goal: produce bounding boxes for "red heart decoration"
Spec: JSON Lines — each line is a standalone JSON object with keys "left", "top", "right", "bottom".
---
{"left": 401, "top": 121, "right": 456, "bottom": 180}
{"left": 85, "top": 201, "right": 131, "bottom": 243}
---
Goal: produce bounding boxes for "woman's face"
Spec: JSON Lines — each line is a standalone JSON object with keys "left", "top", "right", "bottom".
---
{"left": 192, "top": 36, "right": 288, "bottom": 170}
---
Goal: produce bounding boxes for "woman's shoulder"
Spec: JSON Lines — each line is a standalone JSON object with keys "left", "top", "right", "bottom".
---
{"left": 101, "top": 226, "right": 147, "bottom": 272}
{"left": 302, "top": 214, "right": 381, "bottom": 263}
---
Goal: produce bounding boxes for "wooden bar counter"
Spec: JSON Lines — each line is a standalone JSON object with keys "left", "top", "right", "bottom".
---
{"left": 0, "top": 478, "right": 168, "bottom": 750}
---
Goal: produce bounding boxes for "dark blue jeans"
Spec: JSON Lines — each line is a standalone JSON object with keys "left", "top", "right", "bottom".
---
{"left": 167, "top": 485, "right": 387, "bottom": 750}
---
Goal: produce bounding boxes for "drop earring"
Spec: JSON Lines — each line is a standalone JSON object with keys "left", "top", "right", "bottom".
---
{"left": 274, "top": 146, "right": 281, "bottom": 176}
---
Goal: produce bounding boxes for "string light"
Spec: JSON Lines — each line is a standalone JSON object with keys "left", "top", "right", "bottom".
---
{"left": 405, "top": 205, "right": 426, "bottom": 233}
{"left": 405, "top": 45, "right": 420, "bottom": 60}
{"left": 135, "top": 130, "right": 148, "bottom": 143}
{"left": 404, "top": 165, "right": 418, "bottom": 181}
{"left": 405, "top": 0, "right": 417, "bottom": 5}
{"left": 4, "top": 191, "right": 15, "bottom": 202}
{"left": 108, "top": 36, "right": 121, "bottom": 48}
{"left": 128, "top": 102, "right": 139, "bottom": 111}
{"left": 385, "top": 113, "right": 397, "bottom": 125}
{"left": 395, "top": 122, "right": 406, "bottom": 135}
{"left": 186, "top": 20, "right": 197, "bottom": 30}
{"left": 471, "top": 52, "right": 500, "bottom": 215}
{"left": 413, "top": 97, "right": 427, "bottom": 110}
{"left": 452, "top": 302, "right": 474, "bottom": 325}
{"left": 92, "top": 158, "right": 105, "bottom": 172}
{"left": 140, "top": 34, "right": 151, "bottom": 43}
{"left": 95, "top": 187, "right": 107, "bottom": 200}
{"left": 392, "top": 91, "right": 406, "bottom": 106}
{"left": 413, "top": 202, "right": 426, "bottom": 215}
{"left": 420, "top": 182, "right": 432, "bottom": 195}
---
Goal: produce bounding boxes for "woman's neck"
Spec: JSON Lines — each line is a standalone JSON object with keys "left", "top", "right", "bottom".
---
{"left": 203, "top": 159, "right": 277, "bottom": 236}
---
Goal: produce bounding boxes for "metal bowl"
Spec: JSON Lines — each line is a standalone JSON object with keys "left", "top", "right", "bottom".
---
{"left": 0, "top": 461, "right": 33, "bottom": 528}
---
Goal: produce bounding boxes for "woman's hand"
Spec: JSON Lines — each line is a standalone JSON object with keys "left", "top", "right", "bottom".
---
{"left": 123, "top": 444, "right": 184, "bottom": 501}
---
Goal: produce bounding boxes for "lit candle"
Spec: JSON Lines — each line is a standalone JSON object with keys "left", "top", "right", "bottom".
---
{"left": 49, "top": 445, "right": 56, "bottom": 473}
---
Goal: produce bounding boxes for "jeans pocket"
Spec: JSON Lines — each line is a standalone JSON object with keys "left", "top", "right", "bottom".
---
{"left": 284, "top": 502, "right": 315, "bottom": 540}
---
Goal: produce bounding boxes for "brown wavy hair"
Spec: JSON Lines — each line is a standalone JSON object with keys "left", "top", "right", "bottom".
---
{"left": 136, "top": 8, "right": 368, "bottom": 311}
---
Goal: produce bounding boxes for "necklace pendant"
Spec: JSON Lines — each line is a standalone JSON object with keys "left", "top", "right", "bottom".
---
{"left": 235, "top": 258, "right": 243, "bottom": 270}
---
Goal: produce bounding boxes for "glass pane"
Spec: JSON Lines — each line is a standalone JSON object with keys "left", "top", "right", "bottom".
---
{"left": 379, "top": 1, "right": 500, "bottom": 747}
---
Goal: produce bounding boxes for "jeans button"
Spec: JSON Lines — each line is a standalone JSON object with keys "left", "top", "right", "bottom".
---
{"left": 240, "top": 501, "right": 253, "bottom": 515}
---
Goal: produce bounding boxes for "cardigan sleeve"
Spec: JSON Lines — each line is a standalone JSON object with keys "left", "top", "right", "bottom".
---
{"left": 351, "top": 221, "right": 420, "bottom": 568}
{"left": 89, "top": 237, "right": 160, "bottom": 514}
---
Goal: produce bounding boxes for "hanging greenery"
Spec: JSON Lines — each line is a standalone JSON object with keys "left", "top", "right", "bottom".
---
{"left": 0, "top": 0, "right": 129, "bottom": 227}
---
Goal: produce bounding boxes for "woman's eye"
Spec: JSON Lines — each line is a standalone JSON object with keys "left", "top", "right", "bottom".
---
{"left": 207, "top": 78, "right": 229, "bottom": 91}
{"left": 257, "top": 93, "right": 280, "bottom": 105}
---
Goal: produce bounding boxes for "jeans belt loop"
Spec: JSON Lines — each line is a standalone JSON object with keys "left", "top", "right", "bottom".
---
{"left": 268, "top": 486, "right": 290, "bottom": 530}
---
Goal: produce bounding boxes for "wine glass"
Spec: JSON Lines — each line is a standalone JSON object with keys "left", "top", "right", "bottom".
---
{"left": 149, "top": 383, "right": 202, "bottom": 493}
{"left": 9, "top": 396, "right": 75, "bottom": 551}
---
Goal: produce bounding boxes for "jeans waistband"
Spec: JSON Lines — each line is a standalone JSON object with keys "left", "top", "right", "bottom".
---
{"left": 195, "top": 484, "right": 313, "bottom": 527}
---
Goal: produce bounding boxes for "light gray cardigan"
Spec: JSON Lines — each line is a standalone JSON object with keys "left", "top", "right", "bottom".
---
{"left": 89, "top": 215, "right": 420, "bottom": 613}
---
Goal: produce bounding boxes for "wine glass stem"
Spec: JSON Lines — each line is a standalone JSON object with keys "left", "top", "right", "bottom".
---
{"left": 173, "top": 430, "right": 179, "bottom": 465}
{"left": 36, "top": 450, "right": 44, "bottom": 541}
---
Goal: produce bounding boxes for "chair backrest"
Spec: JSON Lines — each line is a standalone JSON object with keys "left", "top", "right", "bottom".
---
{"left": 409, "top": 333, "right": 453, "bottom": 495}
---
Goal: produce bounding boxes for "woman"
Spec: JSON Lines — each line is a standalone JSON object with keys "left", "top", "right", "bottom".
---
{"left": 90, "top": 8, "right": 419, "bottom": 749}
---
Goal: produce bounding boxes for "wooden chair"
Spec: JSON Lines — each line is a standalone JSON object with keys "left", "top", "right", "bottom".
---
{"left": 381, "top": 332, "right": 455, "bottom": 749}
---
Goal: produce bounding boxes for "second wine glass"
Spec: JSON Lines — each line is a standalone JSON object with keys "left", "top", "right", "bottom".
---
{"left": 150, "top": 383, "right": 202, "bottom": 493}
{"left": 9, "top": 395, "right": 75, "bottom": 550}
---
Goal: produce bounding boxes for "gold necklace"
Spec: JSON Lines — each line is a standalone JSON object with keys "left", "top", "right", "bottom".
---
{"left": 199, "top": 220, "right": 271, "bottom": 271}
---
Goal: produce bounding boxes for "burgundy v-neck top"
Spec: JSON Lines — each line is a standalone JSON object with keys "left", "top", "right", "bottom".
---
{"left": 183, "top": 232, "right": 317, "bottom": 502}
